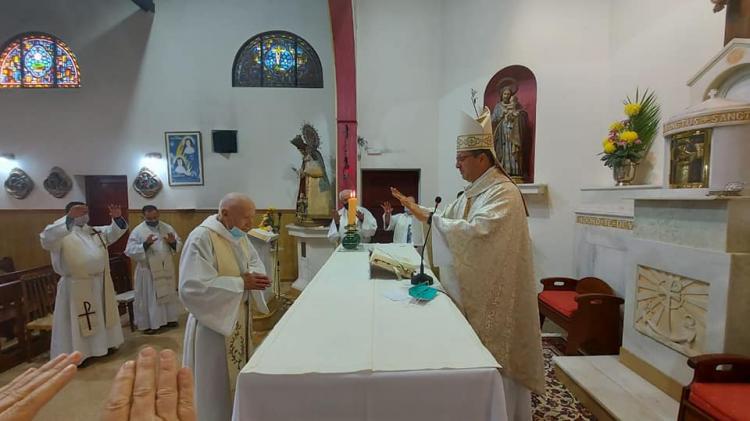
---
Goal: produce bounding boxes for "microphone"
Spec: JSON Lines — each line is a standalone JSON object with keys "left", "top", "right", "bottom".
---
{"left": 411, "top": 196, "right": 442, "bottom": 285}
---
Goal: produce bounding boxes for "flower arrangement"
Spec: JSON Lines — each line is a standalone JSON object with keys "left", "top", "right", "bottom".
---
{"left": 600, "top": 89, "right": 661, "bottom": 168}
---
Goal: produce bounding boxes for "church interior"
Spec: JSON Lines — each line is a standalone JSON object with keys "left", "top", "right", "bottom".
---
{"left": 1, "top": 0, "right": 749, "bottom": 420}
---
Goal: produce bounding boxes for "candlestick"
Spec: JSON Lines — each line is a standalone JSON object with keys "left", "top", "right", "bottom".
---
{"left": 347, "top": 191, "right": 357, "bottom": 223}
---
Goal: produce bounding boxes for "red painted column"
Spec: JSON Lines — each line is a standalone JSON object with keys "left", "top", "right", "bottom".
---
{"left": 328, "top": 0, "right": 357, "bottom": 202}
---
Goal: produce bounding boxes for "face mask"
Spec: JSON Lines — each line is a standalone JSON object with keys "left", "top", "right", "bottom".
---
{"left": 73, "top": 215, "right": 89, "bottom": 227}
{"left": 146, "top": 220, "right": 159, "bottom": 227}
{"left": 229, "top": 226, "right": 246, "bottom": 239}
{"left": 343, "top": 203, "right": 349, "bottom": 210}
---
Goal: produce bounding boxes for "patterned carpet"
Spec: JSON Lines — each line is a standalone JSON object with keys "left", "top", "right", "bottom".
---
{"left": 532, "top": 337, "right": 596, "bottom": 420}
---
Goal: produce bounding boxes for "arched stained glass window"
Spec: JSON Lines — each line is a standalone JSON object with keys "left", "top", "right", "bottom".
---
{"left": 0, "top": 32, "right": 81, "bottom": 89}
{"left": 233, "top": 31, "right": 322, "bottom": 88}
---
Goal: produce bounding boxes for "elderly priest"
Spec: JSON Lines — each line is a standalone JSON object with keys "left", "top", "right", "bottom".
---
{"left": 392, "top": 107, "right": 544, "bottom": 421}
{"left": 179, "top": 192, "right": 271, "bottom": 421}
{"left": 39, "top": 202, "right": 128, "bottom": 363}
{"left": 124, "top": 205, "right": 182, "bottom": 333}
{"left": 327, "top": 189, "right": 377, "bottom": 243}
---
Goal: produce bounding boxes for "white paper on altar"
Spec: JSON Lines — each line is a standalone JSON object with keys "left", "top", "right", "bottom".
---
{"left": 244, "top": 244, "right": 499, "bottom": 375}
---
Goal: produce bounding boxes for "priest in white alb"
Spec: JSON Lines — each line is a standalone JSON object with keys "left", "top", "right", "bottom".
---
{"left": 327, "top": 189, "right": 377, "bottom": 243}
{"left": 125, "top": 205, "right": 182, "bottom": 334}
{"left": 179, "top": 193, "right": 271, "bottom": 421}
{"left": 392, "top": 107, "right": 545, "bottom": 421}
{"left": 381, "top": 198, "right": 424, "bottom": 247}
{"left": 39, "top": 202, "right": 128, "bottom": 363}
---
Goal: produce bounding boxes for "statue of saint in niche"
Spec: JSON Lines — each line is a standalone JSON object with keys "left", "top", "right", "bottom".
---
{"left": 291, "top": 123, "right": 333, "bottom": 223}
{"left": 491, "top": 80, "right": 530, "bottom": 182}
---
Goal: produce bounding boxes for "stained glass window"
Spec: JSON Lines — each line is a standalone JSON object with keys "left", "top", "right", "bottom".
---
{"left": 0, "top": 33, "right": 81, "bottom": 89}
{"left": 233, "top": 31, "right": 322, "bottom": 88}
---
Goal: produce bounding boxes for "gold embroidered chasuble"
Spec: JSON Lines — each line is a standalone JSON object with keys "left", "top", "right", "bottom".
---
{"left": 432, "top": 166, "right": 545, "bottom": 394}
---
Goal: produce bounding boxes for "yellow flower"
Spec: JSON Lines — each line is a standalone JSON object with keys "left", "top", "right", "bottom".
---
{"left": 602, "top": 137, "right": 611, "bottom": 147}
{"left": 619, "top": 130, "right": 638, "bottom": 143}
{"left": 624, "top": 103, "right": 641, "bottom": 117}
{"left": 609, "top": 121, "right": 624, "bottom": 132}
{"left": 603, "top": 142, "right": 617, "bottom": 154}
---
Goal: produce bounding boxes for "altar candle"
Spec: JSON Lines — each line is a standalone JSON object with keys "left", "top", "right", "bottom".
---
{"left": 347, "top": 191, "right": 357, "bottom": 224}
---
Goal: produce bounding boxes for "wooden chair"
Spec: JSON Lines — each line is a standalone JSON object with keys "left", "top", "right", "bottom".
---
{"left": 538, "top": 276, "right": 623, "bottom": 355}
{"left": 677, "top": 353, "right": 750, "bottom": 421}
{"left": 109, "top": 254, "right": 136, "bottom": 331}
{"left": 21, "top": 269, "right": 59, "bottom": 360}
{"left": 0, "top": 281, "right": 27, "bottom": 372}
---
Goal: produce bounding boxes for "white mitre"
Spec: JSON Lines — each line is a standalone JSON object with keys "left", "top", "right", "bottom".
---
{"left": 456, "top": 106, "right": 500, "bottom": 165}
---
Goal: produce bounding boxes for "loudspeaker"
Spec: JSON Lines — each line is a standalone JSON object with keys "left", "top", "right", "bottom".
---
{"left": 212, "top": 130, "right": 238, "bottom": 153}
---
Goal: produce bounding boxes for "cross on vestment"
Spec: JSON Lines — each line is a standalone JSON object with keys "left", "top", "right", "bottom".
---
{"left": 78, "top": 301, "right": 96, "bottom": 331}
{"left": 715, "top": 0, "right": 750, "bottom": 44}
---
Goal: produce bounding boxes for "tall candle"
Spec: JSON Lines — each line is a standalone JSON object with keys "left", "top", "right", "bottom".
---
{"left": 347, "top": 191, "right": 357, "bottom": 224}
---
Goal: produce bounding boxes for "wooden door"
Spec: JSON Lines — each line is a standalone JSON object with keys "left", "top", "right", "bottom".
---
{"left": 84, "top": 175, "right": 129, "bottom": 254}
{"left": 361, "top": 169, "right": 420, "bottom": 244}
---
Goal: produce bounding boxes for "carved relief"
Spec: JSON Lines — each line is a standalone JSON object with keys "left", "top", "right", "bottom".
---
{"left": 634, "top": 265, "right": 708, "bottom": 357}
{"left": 43, "top": 166, "right": 73, "bottom": 198}
{"left": 4, "top": 168, "right": 34, "bottom": 199}
{"left": 132, "top": 167, "right": 162, "bottom": 199}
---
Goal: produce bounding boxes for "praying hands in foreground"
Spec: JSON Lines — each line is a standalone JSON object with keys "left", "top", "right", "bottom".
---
{"left": 102, "top": 347, "right": 196, "bottom": 421}
{"left": 390, "top": 187, "right": 429, "bottom": 222}
{"left": 0, "top": 352, "right": 82, "bottom": 421}
{"left": 0, "top": 347, "right": 195, "bottom": 421}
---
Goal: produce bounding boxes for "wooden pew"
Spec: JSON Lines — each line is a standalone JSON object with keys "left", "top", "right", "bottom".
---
{"left": 22, "top": 269, "right": 59, "bottom": 359}
{"left": 538, "top": 276, "right": 623, "bottom": 355}
{"left": 678, "top": 353, "right": 750, "bottom": 421}
{"left": 0, "top": 281, "right": 26, "bottom": 372}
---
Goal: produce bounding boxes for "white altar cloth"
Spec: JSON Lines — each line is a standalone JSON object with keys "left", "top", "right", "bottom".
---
{"left": 233, "top": 244, "right": 507, "bottom": 421}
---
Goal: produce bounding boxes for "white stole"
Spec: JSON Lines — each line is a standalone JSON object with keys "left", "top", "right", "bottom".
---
{"left": 207, "top": 230, "right": 252, "bottom": 395}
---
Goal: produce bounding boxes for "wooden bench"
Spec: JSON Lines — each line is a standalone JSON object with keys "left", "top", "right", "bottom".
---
{"left": 538, "top": 276, "right": 623, "bottom": 355}
{"left": 0, "top": 281, "right": 27, "bottom": 372}
{"left": 21, "top": 269, "right": 59, "bottom": 359}
{"left": 678, "top": 353, "right": 750, "bottom": 421}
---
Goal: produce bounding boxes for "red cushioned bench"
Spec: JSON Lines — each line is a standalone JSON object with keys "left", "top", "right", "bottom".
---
{"left": 678, "top": 354, "right": 750, "bottom": 421}
{"left": 538, "top": 276, "right": 623, "bottom": 356}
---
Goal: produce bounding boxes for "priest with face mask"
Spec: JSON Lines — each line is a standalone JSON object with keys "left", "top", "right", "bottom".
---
{"left": 39, "top": 201, "right": 128, "bottom": 363}
{"left": 179, "top": 192, "right": 271, "bottom": 421}
{"left": 124, "top": 205, "right": 182, "bottom": 334}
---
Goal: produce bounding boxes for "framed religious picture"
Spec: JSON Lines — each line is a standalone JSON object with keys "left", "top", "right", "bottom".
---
{"left": 165, "top": 131, "right": 204, "bottom": 186}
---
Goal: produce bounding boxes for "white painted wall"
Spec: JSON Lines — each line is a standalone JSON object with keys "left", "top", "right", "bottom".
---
{"left": 356, "top": 0, "right": 725, "bottom": 281}
{"left": 354, "top": 0, "right": 441, "bottom": 203}
{"left": 0, "top": 0, "right": 728, "bottom": 282}
{"left": 608, "top": 0, "right": 725, "bottom": 185}
{"left": 0, "top": 0, "right": 336, "bottom": 210}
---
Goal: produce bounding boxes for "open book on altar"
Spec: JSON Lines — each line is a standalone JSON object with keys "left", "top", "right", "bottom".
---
{"left": 369, "top": 245, "right": 420, "bottom": 280}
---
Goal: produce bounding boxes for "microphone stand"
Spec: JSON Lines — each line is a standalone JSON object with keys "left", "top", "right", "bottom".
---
{"left": 411, "top": 197, "right": 441, "bottom": 285}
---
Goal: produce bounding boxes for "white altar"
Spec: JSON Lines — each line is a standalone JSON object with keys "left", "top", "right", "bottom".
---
{"left": 286, "top": 224, "right": 336, "bottom": 292}
{"left": 232, "top": 244, "right": 507, "bottom": 421}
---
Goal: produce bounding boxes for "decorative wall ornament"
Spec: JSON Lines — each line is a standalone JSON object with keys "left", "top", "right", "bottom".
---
{"left": 133, "top": 167, "right": 162, "bottom": 198}
{"left": 4, "top": 168, "right": 34, "bottom": 199}
{"left": 634, "top": 265, "right": 708, "bottom": 357}
{"left": 43, "top": 166, "right": 73, "bottom": 198}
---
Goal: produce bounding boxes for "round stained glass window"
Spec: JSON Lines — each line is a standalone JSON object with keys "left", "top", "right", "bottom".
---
{"left": 263, "top": 45, "right": 294, "bottom": 72}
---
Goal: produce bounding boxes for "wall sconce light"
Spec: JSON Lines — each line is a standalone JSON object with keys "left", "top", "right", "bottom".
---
{"left": 0, "top": 153, "right": 18, "bottom": 173}
{"left": 140, "top": 152, "right": 163, "bottom": 170}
